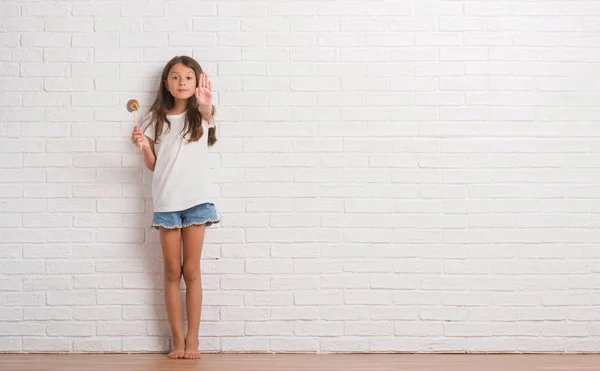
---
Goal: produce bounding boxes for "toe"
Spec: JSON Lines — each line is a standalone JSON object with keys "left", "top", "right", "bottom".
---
{"left": 184, "top": 352, "right": 195, "bottom": 359}
{"left": 168, "top": 351, "right": 185, "bottom": 359}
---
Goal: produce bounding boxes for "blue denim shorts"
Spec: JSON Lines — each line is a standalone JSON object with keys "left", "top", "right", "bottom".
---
{"left": 152, "top": 202, "right": 220, "bottom": 229}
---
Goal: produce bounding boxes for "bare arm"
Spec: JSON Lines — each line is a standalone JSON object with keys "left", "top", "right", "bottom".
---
{"left": 132, "top": 127, "right": 156, "bottom": 172}
{"left": 142, "top": 136, "right": 156, "bottom": 172}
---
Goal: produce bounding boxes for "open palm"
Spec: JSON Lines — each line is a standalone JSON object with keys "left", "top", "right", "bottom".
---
{"left": 195, "top": 73, "right": 213, "bottom": 109}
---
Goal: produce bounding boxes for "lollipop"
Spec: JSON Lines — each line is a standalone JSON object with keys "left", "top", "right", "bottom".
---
{"left": 127, "top": 99, "right": 141, "bottom": 149}
{"left": 127, "top": 98, "right": 140, "bottom": 116}
{"left": 127, "top": 99, "right": 139, "bottom": 110}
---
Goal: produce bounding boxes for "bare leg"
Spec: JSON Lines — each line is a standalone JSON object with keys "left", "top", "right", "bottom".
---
{"left": 182, "top": 224, "right": 206, "bottom": 359}
{"left": 160, "top": 227, "right": 185, "bottom": 359}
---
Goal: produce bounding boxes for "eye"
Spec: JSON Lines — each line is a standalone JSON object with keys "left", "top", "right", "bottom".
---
{"left": 172, "top": 76, "right": 178, "bottom": 80}
{"left": 187, "top": 76, "right": 193, "bottom": 80}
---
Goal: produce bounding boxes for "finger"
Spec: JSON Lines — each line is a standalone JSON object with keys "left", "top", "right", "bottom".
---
{"left": 208, "top": 79, "right": 212, "bottom": 91}
{"left": 201, "top": 73, "right": 206, "bottom": 89}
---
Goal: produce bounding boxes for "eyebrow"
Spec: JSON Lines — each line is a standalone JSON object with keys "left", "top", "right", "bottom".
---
{"left": 170, "top": 71, "right": 194, "bottom": 75}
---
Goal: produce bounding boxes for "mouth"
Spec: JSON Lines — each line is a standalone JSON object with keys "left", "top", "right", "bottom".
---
{"left": 177, "top": 89, "right": 188, "bottom": 92}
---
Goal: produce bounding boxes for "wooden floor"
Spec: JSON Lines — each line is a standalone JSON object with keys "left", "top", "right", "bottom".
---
{"left": 1, "top": 354, "right": 600, "bottom": 371}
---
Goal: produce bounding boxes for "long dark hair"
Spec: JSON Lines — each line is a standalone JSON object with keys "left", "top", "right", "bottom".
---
{"left": 148, "top": 56, "right": 216, "bottom": 146}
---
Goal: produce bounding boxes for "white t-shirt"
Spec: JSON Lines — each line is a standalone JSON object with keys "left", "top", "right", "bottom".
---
{"left": 144, "top": 111, "right": 213, "bottom": 212}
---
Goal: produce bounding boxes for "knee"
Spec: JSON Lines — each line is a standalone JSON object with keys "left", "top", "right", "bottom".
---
{"left": 164, "top": 263, "right": 182, "bottom": 283}
{"left": 182, "top": 263, "right": 200, "bottom": 283}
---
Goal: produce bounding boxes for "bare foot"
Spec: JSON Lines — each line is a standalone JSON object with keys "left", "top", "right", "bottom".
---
{"left": 184, "top": 337, "right": 201, "bottom": 359}
{"left": 168, "top": 336, "right": 185, "bottom": 359}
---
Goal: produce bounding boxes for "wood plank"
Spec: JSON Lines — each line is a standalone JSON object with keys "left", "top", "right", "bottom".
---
{"left": 1, "top": 354, "right": 600, "bottom": 371}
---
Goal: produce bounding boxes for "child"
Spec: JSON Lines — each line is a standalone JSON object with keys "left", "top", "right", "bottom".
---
{"left": 131, "top": 55, "right": 219, "bottom": 360}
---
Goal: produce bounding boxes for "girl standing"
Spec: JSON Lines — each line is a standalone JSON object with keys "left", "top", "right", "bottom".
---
{"left": 131, "top": 55, "right": 219, "bottom": 359}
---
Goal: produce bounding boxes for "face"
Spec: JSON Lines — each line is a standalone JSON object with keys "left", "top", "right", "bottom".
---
{"left": 165, "top": 62, "right": 197, "bottom": 100}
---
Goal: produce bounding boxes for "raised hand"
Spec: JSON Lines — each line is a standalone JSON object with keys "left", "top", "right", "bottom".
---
{"left": 195, "top": 73, "right": 213, "bottom": 113}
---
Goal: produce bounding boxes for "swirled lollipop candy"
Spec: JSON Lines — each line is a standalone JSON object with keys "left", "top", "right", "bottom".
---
{"left": 127, "top": 99, "right": 139, "bottom": 112}
{"left": 127, "top": 99, "right": 141, "bottom": 149}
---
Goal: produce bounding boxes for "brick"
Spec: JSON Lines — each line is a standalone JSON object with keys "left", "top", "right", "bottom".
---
{"left": 23, "top": 338, "right": 71, "bottom": 352}
{"left": 21, "top": 33, "right": 69, "bottom": 47}
{"left": 74, "top": 339, "right": 122, "bottom": 352}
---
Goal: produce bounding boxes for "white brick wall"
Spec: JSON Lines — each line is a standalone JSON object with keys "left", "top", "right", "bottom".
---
{"left": 1, "top": 0, "right": 600, "bottom": 353}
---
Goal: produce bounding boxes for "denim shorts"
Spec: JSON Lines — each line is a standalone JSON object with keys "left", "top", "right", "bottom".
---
{"left": 152, "top": 202, "right": 220, "bottom": 229}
